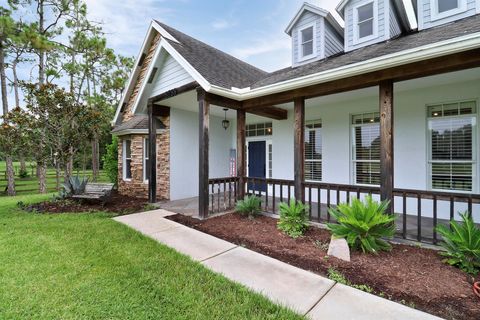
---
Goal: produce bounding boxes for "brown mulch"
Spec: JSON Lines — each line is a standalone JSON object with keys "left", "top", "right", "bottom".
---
{"left": 23, "top": 191, "right": 148, "bottom": 215}
{"left": 167, "top": 213, "right": 480, "bottom": 320}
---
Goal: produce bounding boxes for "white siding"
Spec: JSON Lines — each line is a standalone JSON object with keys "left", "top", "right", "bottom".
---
{"left": 324, "top": 23, "right": 344, "bottom": 57}
{"left": 151, "top": 52, "right": 194, "bottom": 97}
{"left": 169, "top": 108, "right": 233, "bottom": 200}
{"left": 418, "top": 0, "right": 478, "bottom": 30}
{"left": 345, "top": 0, "right": 388, "bottom": 51}
{"left": 292, "top": 11, "right": 324, "bottom": 67}
{"left": 389, "top": 3, "right": 402, "bottom": 38}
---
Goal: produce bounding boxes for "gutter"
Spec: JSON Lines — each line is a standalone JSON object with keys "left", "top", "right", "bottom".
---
{"left": 207, "top": 32, "right": 480, "bottom": 101}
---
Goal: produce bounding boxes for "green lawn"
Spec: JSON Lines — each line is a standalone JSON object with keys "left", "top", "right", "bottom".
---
{"left": 0, "top": 195, "right": 303, "bottom": 319}
{"left": 0, "top": 161, "right": 109, "bottom": 196}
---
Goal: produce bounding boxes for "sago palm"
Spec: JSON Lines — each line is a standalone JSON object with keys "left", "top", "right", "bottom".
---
{"left": 327, "top": 195, "right": 396, "bottom": 254}
{"left": 436, "top": 212, "right": 480, "bottom": 275}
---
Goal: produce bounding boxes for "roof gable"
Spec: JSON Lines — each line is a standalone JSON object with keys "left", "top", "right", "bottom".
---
{"left": 285, "top": 2, "right": 343, "bottom": 36}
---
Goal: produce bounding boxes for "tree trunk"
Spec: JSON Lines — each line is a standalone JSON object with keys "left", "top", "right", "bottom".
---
{"left": 38, "top": 1, "right": 46, "bottom": 85}
{"left": 20, "top": 156, "right": 27, "bottom": 174}
{"left": 38, "top": 162, "right": 47, "bottom": 194}
{"left": 55, "top": 159, "right": 61, "bottom": 190}
{"left": 12, "top": 60, "right": 20, "bottom": 108}
{"left": 91, "top": 137, "right": 99, "bottom": 182}
{"left": 6, "top": 156, "right": 16, "bottom": 196}
{"left": 0, "top": 46, "right": 9, "bottom": 116}
{"left": 36, "top": 162, "right": 41, "bottom": 178}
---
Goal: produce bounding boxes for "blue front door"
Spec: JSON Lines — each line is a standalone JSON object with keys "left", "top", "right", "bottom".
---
{"left": 248, "top": 141, "right": 267, "bottom": 192}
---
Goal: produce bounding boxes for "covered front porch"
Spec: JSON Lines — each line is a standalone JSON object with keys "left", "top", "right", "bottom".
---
{"left": 147, "top": 48, "right": 480, "bottom": 245}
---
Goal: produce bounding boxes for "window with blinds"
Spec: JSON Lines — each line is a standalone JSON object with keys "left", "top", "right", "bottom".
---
{"left": 123, "top": 139, "right": 132, "bottom": 180}
{"left": 305, "top": 120, "right": 322, "bottom": 181}
{"left": 352, "top": 113, "right": 380, "bottom": 185}
{"left": 428, "top": 101, "right": 476, "bottom": 192}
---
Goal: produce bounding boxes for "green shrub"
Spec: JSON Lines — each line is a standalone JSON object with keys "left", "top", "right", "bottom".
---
{"left": 277, "top": 199, "right": 309, "bottom": 238}
{"left": 327, "top": 195, "right": 395, "bottom": 254}
{"left": 436, "top": 212, "right": 480, "bottom": 275}
{"left": 18, "top": 168, "right": 29, "bottom": 178}
{"left": 102, "top": 136, "right": 118, "bottom": 185}
{"left": 235, "top": 195, "right": 261, "bottom": 218}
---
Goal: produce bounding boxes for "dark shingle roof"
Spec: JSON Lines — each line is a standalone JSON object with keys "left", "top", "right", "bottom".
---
{"left": 112, "top": 115, "right": 165, "bottom": 133}
{"left": 156, "top": 21, "right": 268, "bottom": 89}
{"left": 156, "top": 14, "right": 480, "bottom": 91}
{"left": 251, "top": 14, "right": 480, "bottom": 88}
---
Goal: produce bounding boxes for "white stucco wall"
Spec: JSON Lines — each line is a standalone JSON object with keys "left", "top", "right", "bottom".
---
{"left": 167, "top": 78, "right": 479, "bottom": 219}
{"left": 169, "top": 108, "right": 233, "bottom": 200}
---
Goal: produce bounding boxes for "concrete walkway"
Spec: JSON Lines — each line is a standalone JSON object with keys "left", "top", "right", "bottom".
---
{"left": 114, "top": 210, "right": 442, "bottom": 320}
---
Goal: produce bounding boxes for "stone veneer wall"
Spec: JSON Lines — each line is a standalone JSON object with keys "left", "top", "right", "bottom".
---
{"left": 118, "top": 115, "right": 170, "bottom": 200}
{"left": 121, "top": 32, "right": 161, "bottom": 122}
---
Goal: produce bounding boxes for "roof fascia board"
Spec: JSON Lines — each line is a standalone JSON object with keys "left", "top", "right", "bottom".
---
{"left": 285, "top": 3, "right": 329, "bottom": 34}
{"left": 130, "top": 38, "right": 211, "bottom": 115}
{"left": 112, "top": 21, "right": 157, "bottom": 125}
{"left": 159, "top": 38, "right": 212, "bottom": 90}
{"left": 130, "top": 41, "right": 164, "bottom": 115}
{"left": 208, "top": 32, "right": 480, "bottom": 101}
{"left": 152, "top": 20, "right": 180, "bottom": 43}
{"left": 112, "top": 129, "right": 166, "bottom": 136}
{"left": 336, "top": 0, "right": 350, "bottom": 18}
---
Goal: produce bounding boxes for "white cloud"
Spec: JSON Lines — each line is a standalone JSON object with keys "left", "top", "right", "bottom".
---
{"left": 84, "top": 0, "right": 174, "bottom": 56}
{"left": 211, "top": 19, "right": 236, "bottom": 30}
{"left": 232, "top": 38, "right": 290, "bottom": 60}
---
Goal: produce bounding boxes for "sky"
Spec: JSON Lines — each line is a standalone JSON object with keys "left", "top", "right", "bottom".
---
{"left": 0, "top": 0, "right": 416, "bottom": 113}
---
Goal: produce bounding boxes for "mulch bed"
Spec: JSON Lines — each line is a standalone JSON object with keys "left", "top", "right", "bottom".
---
{"left": 22, "top": 191, "right": 148, "bottom": 215}
{"left": 167, "top": 213, "right": 480, "bottom": 320}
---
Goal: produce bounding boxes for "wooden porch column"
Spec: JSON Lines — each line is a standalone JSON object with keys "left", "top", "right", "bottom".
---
{"left": 294, "top": 97, "right": 305, "bottom": 203}
{"left": 147, "top": 101, "right": 157, "bottom": 203}
{"left": 379, "top": 80, "right": 394, "bottom": 213}
{"left": 237, "top": 109, "right": 246, "bottom": 200}
{"left": 198, "top": 89, "right": 210, "bottom": 219}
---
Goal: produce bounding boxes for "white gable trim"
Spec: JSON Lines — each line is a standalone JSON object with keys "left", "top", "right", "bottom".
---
{"left": 112, "top": 21, "right": 211, "bottom": 125}
{"left": 112, "top": 21, "right": 157, "bottom": 125}
{"left": 336, "top": 0, "right": 351, "bottom": 18}
{"left": 285, "top": 2, "right": 343, "bottom": 36}
{"left": 129, "top": 38, "right": 211, "bottom": 116}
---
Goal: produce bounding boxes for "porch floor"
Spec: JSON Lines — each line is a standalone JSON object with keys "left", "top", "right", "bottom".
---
{"left": 157, "top": 195, "right": 449, "bottom": 243}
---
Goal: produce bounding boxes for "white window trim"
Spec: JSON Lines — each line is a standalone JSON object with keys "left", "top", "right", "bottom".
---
{"left": 305, "top": 120, "right": 322, "bottom": 182}
{"left": 350, "top": 112, "right": 380, "bottom": 187}
{"left": 426, "top": 100, "right": 478, "bottom": 193}
{"left": 352, "top": 0, "right": 378, "bottom": 45}
{"left": 297, "top": 22, "right": 317, "bottom": 62}
{"left": 122, "top": 139, "right": 132, "bottom": 181}
{"left": 143, "top": 137, "right": 150, "bottom": 183}
{"left": 430, "top": 0, "right": 468, "bottom": 21}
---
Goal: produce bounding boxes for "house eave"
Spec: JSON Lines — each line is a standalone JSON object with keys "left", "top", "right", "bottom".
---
{"left": 207, "top": 31, "right": 480, "bottom": 101}
{"left": 112, "top": 129, "right": 166, "bottom": 137}
{"left": 285, "top": 2, "right": 343, "bottom": 36}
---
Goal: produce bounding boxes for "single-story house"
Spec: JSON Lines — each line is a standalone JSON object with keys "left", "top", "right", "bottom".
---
{"left": 112, "top": 0, "right": 480, "bottom": 244}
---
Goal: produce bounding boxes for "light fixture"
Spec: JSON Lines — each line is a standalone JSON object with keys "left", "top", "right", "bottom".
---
{"left": 222, "top": 108, "right": 230, "bottom": 130}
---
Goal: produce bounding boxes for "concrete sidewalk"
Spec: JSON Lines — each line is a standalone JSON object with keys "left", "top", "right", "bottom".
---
{"left": 114, "top": 210, "right": 442, "bottom": 320}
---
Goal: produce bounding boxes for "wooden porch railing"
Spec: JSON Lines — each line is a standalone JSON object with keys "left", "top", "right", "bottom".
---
{"left": 209, "top": 176, "right": 480, "bottom": 245}
{"left": 208, "top": 177, "right": 239, "bottom": 214}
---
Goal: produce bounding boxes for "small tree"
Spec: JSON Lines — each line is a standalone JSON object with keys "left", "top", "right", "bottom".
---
{"left": 102, "top": 135, "right": 118, "bottom": 185}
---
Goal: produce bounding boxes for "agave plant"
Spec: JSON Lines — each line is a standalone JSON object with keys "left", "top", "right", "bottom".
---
{"left": 436, "top": 212, "right": 480, "bottom": 275}
{"left": 235, "top": 195, "right": 261, "bottom": 218}
{"left": 277, "top": 199, "right": 309, "bottom": 238}
{"left": 62, "top": 176, "right": 89, "bottom": 196}
{"left": 327, "top": 195, "right": 395, "bottom": 254}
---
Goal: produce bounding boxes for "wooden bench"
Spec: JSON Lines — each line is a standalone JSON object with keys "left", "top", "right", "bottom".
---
{"left": 71, "top": 183, "right": 115, "bottom": 205}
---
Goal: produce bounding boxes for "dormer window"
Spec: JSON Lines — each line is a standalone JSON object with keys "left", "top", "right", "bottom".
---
{"left": 298, "top": 23, "right": 316, "bottom": 61}
{"left": 431, "top": 0, "right": 467, "bottom": 21}
{"left": 353, "top": 0, "right": 377, "bottom": 44}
